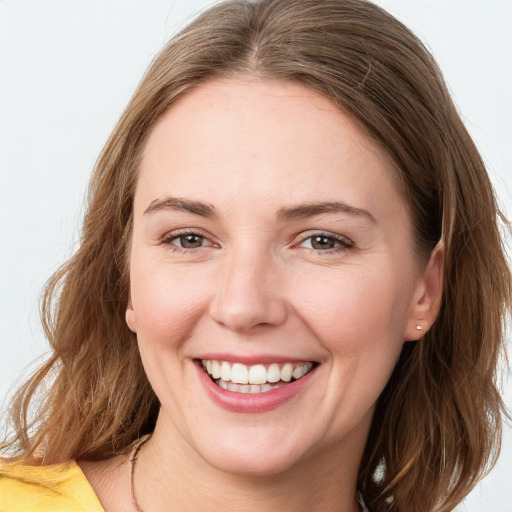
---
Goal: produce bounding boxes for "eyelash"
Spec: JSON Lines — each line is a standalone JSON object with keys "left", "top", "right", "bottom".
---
{"left": 161, "top": 230, "right": 216, "bottom": 252}
{"left": 160, "top": 230, "right": 354, "bottom": 254}
{"left": 295, "top": 231, "right": 354, "bottom": 253}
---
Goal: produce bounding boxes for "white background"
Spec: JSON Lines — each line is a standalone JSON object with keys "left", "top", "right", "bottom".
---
{"left": 0, "top": 1, "right": 510, "bottom": 510}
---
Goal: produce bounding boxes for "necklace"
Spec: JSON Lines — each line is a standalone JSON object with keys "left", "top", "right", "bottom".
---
{"left": 130, "top": 434, "right": 152, "bottom": 512}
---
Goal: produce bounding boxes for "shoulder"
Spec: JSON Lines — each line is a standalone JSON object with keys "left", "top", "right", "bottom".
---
{"left": 0, "top": 458, "right": 104, "bottom": 512}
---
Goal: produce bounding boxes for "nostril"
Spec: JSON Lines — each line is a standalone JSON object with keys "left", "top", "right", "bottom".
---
{"left": 208, "top": 269, "right": 288, "bottom": 332}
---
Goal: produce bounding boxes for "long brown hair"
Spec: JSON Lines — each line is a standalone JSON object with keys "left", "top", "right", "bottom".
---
{"left": 3, "top": 1, "right": 510, "bottom": 510}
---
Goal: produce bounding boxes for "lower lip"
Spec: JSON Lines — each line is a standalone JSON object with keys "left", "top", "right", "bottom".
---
{"left": 196, "top": 363, "right": 317, "bottom": 413}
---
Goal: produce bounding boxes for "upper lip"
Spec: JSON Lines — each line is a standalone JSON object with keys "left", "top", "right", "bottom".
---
{"left": 196, "top": 353, "right": 318, "bottom": 365}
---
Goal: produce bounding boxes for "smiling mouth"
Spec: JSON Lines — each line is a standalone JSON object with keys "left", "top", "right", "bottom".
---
{"left": 200, "top": 359, "right": 317, "bottom": 394}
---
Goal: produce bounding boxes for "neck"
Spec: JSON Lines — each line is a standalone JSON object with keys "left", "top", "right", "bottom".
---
{"left": 133, "top": 414, "right": 365, "bottom": 512}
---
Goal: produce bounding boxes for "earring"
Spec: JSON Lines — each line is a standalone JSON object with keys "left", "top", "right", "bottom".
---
{"left": 416, "top": 325, "right": 423, "bottom": 331}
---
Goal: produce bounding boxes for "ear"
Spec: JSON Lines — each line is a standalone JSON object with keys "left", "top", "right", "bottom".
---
{"left": 125, "top": 292, "right": 137, "bottom": 333}
{"left": 404, "top": 242, "right": 444, "bottom": 341}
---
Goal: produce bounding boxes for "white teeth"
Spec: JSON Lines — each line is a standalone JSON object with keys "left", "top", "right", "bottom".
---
{"left": 293, "top": 363, "right": 309, "bottom": 380}
{"left": 211, "top": 360, "right": 221, "bottom": 379}
{"left": 201, "top": 359, "right": 315, "bottom": 392}
{"left": 248, "top": 364, "right": 267, "bottom": 385}
{"left": 267, "top": 363, "right": 281, "bottom": 383}
{"left": 220, "top": 361, "right": 231, "bottom": 381}
{"left": 280, "top": 363, "right": 293, "bottom": 382}
{"left": 227, "top": 382, "right": 238, "bottom": 392}
{"left": 231, "top": 363, "right": 249, "bottom": 384}
{"left": 218, "top": 381, "right": 289, "bottom": 394}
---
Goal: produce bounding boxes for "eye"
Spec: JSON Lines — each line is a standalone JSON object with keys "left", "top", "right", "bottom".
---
{"left": 161, "top": 230, "right": 217, "bottom": 251}
{"left": 173, "top": 233, "right": 208, "bottom": 249}
{"left": 298, "top": 232, "right": 353, "bottom": 252}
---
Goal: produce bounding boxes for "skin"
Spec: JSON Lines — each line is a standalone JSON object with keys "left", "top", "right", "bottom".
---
{"left": 79, "top": 77, "right": 443, "bottom": 512}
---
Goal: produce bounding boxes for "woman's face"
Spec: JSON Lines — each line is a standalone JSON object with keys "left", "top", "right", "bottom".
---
{"left": 126, "top": 77, "right": 440, "bottom": 476}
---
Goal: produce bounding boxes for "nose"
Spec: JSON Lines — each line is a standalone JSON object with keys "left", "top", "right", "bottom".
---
{"left": 209, "top": 248, "right": 288, "bottom": 333}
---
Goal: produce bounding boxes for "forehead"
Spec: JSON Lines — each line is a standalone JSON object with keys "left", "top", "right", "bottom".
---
{"left": 135, "top": 77, "right": 407, "bottom": 224}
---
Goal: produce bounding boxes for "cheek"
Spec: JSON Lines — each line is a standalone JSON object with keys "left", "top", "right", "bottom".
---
{"left": 129, "top": 261, "right": 210, "bottom": 345}
{"left": 291, "top": 266, "right": 411, "bottom": 431}
{"left": 292, "top": 264, "right": 410, "bottom": 357}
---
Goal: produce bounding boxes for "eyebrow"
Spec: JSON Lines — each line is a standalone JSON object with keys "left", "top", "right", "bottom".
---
{"left": 143, "top": 196, "right": 375, "bottom": 223}
{"left": 277, "top": 201, "right": 376, "bottom": 223}
{"left": 144, "top": 197, "right": 216, "bottom": 217}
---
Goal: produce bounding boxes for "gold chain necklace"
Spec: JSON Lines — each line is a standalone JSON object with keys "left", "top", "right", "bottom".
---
{"left": 130, "top": 434, "right": 152, "bottom": 512}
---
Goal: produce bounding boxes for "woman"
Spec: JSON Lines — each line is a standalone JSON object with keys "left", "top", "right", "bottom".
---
{"left": 1, "top": 0, "right": 510, "bottom": 511}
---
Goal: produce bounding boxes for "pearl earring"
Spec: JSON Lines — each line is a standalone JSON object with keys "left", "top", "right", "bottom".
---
{"left": 416, "top": 325, "right": 423, "bottom": 331}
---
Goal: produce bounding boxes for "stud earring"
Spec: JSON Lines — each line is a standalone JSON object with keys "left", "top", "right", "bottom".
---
{"left": 416, "top": 325, "right": 423, "bottom": 331}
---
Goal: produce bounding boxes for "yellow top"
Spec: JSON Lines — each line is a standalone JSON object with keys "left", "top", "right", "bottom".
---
{"left": 0, "top": 458, "right": 104, "bottom": 511}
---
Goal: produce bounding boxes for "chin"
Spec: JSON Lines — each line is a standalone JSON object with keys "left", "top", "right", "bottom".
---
{"left": 200, "top": 444, "right": 308, "bottom": 478}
